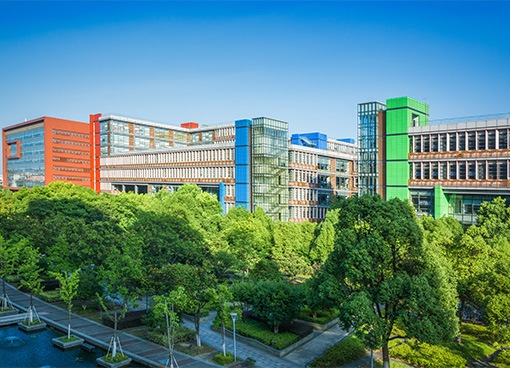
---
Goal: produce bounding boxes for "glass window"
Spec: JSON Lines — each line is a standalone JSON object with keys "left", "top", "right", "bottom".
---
{"left": 449, "top": 133, "right": 457, "bottom": 151}
{"left": 499, "top": 130, "right": 508, "bottom": 149}
{"left": 440, "top": 134, "right": 447, "bottom": 151}
{"left": 468, "top": 132, "right": 476, "bottom": 150}
{"left": 488, "top": 131, "right": 496, "bottom": 150}
{"left": 488, "top": 161, "right": 497, "bottom": 179}
{"left": 431, "top": 135, "right": 438, "bottom": 152}
{"left": 414, "top": 136, "right": 421, "bottom": 153}
{"left": 477, "top": 131, "right": 486, "bottom": 150}
{"left": 458, "top": 133, "right": 466, "bottom": 151}
{"left": 449, "top": 162, "right": 457, "bottom": 179}
{"left": 459, "top": 162, "right": 466, "bottom": 179}
{"left": 423, "top": 136, "right": 430, "bottom": 152}
{"left": 468, "top": 162, "right": 476, "bottom": 179}
{"left": 477, "top": 162, "right": 486, "bottom": 180}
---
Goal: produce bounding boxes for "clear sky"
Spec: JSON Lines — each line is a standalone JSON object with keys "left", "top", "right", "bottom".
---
{"left": 1, "top": 1, "right": 509, "bottom": 140}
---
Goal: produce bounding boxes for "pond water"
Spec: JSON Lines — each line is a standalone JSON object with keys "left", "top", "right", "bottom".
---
{"left": 0, "top": 325, "right": 104, "bottom": 368}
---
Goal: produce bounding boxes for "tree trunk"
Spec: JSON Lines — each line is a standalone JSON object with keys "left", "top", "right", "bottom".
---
{"left": 222, "top": 322, "right": 226, "bottom": 356}
{"left": 382, "top": 342, "right": 390, "bottom": 368}
{"left": 194, "top": 313, "right": 201, "bottom": 347}
{"left": 29, "top": 294, "right": 34, "bottom": 323}
{"left": 273, "top": 324, "right": 279, "bottom": 334}
{"left": 68, "top": 306, "right": 72, "bottom": 339}
{"left": 456, "top": 299, "right": 465, "bottom": 344}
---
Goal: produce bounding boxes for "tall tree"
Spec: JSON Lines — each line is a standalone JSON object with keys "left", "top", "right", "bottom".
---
{"left": 323, "top": 196, "right": 458, "bottom": 368}
{"left": 53, "top": 269, "right": 81, "bottom": 339}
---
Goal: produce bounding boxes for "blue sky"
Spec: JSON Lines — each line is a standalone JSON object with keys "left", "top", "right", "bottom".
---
{"left": 1, "top": 1, "right": 509, "bottom": 140}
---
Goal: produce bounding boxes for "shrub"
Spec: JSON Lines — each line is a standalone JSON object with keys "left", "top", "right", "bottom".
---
{"left": 37, "top": 290, "right": 61, "bottom": 303}
{"left": 213, "top": 352, "right": 235, "bottom": 366}
{"left": 104, "top": 353, "right": 129, "bottom": 363}
{"left": 310, "top": 335, "right": 366, "bottom": 368}
{"left": 227, "top": 317, "right": 299, "bottom": 350}
{"left": 298, "top": 307, "right": 339, "bottom": 325}
{"left": 147, "top": 325, "right": 195, "bottom": 346}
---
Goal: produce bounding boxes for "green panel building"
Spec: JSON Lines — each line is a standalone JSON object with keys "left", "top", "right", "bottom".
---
{"left": 385, "top": 97, "right": 429, "bottom": 201}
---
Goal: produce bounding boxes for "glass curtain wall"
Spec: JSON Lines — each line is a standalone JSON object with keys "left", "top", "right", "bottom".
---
{"left": 358, "top": 102, "right": 386, "bottom": 196}
{"left": 6, "top": 124, "right": 45, "bottom": 188}
{"left": 251, "top": 117, "right": 289, "bottom": 221}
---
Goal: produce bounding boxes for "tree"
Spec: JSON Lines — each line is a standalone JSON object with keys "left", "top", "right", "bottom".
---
{"left": 210, "top": 284, "right": 241, "bottom": 357}
{"left": 153, "top": 287, "right": 190, "bottom": 368}
{"left": 53, "top": 269, "right": 80, "bottom": 339}
{"left": 324, "top": 196, "right": 458, "bottom": 368}
{"left": 18, "top": 243, "right": 43, "bottom": 325}
{"left": 159, "top": 263, "right": 217, "bottom": 347}
{"left": 0, "top": 237, "right": 22, "bottom": 310}
{"left": 309, "top": 208, "right": 339, "bottom": 269}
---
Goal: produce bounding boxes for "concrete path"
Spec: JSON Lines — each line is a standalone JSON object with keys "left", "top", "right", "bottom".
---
{"left": 5, "top": 282, "right": 219, "bottom": 368}
{"left": 182, "top": 313, "right": 350, "bottom": 368}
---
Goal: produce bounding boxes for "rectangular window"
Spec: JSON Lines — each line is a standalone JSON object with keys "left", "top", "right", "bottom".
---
{"left": 468, "top": 162, "right": 476, "bottom": 179}
{"left": 414, "top": 136, "right": 421, "bottom": 153}
{"left": 449, "top": 162, "right": 457, "bottom": 179}
{"left": 477, "top": 131, "right": 486, "bottom": 150}
{"left": 458, "top": 133, "right": 466, "bottom": 151}
{"left": 488, "top": 161, "right": 497, "bottom": 179}
{"left": 488, "top": 131, "right": 496, "bottom": 150}
{"left": 477, "top": 162, "right": 486, "bottom": 180}
{"left": 423, "top": 136, "right": 430, "bottom": 152}
{"left": 431, "top": 135, "right": 438, "bottom": 152}
{"left": 459, "top": 162, "right": 466, "bottom": 179}
{"left": 440, "top": 134, "right": 447, "bottom": 151}
{"left": 499, "top": 130, "right": 508, "bottom": 149}
{"left": 449, "top": 133, "right": 457, "bottom": 151}
{"left": 468, "top": 132, "right": 476, "bottom": 150}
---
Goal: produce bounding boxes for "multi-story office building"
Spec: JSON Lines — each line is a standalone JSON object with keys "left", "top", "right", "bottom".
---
{"left": 358, "top": 96, "right": 510, "bottom": 224}
{"left": 2, "top": 117, "right": 90, "bottom": 190}
{"left": 93, "top": 114, "right": 358, "bottom": 222}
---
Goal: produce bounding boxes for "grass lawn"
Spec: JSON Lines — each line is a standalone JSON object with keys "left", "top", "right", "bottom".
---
{"left": 309, "top": 323, "right": 508, "bottom": 368}
{"left": 390, "top": 323, "right": 503, "bottom": 368}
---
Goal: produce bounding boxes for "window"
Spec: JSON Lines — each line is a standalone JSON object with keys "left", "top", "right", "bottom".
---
{"left": 458, "top": 133, "right": 466, "bottom": 151}
{"left": 468, "top": 132, "right": 476, "bottom": 150}
{"left": 477, "top": 131, "right": 486, "bottom": 150}
{"left": 449, "top": 133, "right": 457, "bottom": 151}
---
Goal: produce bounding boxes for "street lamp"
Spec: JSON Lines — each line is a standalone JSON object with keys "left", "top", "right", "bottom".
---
{"left": 230, "top": 312, "right": 238, "bottom": 362}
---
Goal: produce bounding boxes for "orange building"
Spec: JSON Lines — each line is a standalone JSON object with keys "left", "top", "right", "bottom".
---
{"left": 2, "top": 117, "right": 91, "bottom": 190}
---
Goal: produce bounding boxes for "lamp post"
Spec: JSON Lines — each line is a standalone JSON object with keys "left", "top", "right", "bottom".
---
{"left": 230, "top": 312, "right": 238, "bottom": 362}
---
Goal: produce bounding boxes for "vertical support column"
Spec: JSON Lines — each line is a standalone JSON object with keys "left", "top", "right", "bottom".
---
{"left": 89, "top": 113, "right": 102, "bottom": 193}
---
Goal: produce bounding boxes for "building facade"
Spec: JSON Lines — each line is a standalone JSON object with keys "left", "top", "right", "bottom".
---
{"left": 358, "top": 96, "right": 510, "bottom": 224}
{"left": 2, "top": 117, "right": 90, "bottom": 190}
{"left": 93, "top": 114, "right": 358, "bottom": 222}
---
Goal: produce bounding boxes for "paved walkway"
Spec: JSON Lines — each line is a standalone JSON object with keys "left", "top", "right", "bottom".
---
{"left": 181, "top": 313, "right": 349, "bottom": 368}
{"left": 5, "top": 282, "right": 218, "bottom": 368}
{"left": 5, "top": 281, "right": 351, "bottom": 368}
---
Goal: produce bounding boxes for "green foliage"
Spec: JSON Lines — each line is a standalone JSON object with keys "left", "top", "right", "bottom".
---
{"left": 147, "top": 325, "right": 195, "bottom": 345}
{"left": 103, "top": 353, "right": 129, "bottom": 363}
{"left": 298, "top": 307, "right": 338, "bottom": 325}
{"left": 36, "top": 290, "right": 61, "bottom": 303}
{"left": 58, "top": 336, "right": 79, "bottom": 343}
{"left": 52, "top": 269, "right": 80, "bottom": 310}
{"left": 18, "top": 243, "right": 43, "bottom": 296}
{"left": 390, "top": 341, "right": 467, "bottom": 368}
{"left": 232, "top": 280, "right": 304, "bottom": 333}
{"left": 309, "top": 335, "right": 366, "bottom": 368}
{"left": 213, "top": 352, "right": 235, "bottom": 366}
{"left": 493, "top": 349, "right": 510, "bottom": 366}
{"left": 228, "top": 317, "right": 299, "bottom": 349}
{"left": 322, "top": 196, "right": 458, "bottom": 367}
{"left": 250, "top": 259, "right": 283, "bottom": 282}
{"left": 272, "top": 221, "right": 314, "bottom": 276}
